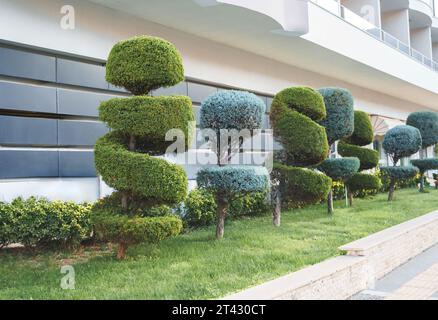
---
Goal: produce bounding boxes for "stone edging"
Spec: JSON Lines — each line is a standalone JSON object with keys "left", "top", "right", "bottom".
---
{"left": 223, "top": 210, "right": 438, "bottom": 300}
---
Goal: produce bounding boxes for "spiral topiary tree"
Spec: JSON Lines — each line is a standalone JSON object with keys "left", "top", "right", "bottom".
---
{"left": 317, "top": 87, "right": 355, "bottom": 213}
{"left": 270, "top": 87, "right": 332, "bottom": 226}
{"left": 382, "top": 125, "right": 422, "bottom": 201}
{"left": 93, "top": 36, "right": 194, "bottom": 259}
{"left": 338, "top": 111, "right": 381, "bottom": 206}
{"left": 407, "top": 111, "right": 438, "bottom": 192}
{"left": 318, "top": 158, "right": 360, "bottom": 214}
{"left": 198, "top": 90, "right": 269, "bottom": 239}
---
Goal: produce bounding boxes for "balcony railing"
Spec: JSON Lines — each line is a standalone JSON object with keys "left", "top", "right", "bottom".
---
{"left": 311, "top": 0, "right": 438, "bottom": 74}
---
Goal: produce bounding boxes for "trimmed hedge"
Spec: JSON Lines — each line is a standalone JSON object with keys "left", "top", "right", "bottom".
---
{"left": 106, "top": 36, "right": 184, "bottom": 95}
{"left": 93, "top": 213, "right": 182, "bottom": 246}
{"left": 380, "top": 166, "right": 419, "bottom": 180}
{"left": 274, "top": 163, "right": 332, "bottom": 207}
{"left": 197, "top": 166, "right": 269, "bottom": 197}
{"left": 383, "top": 125, "right": 422, "bottom": 162}
{"left": 407, "top": 111, "right": 438, "bottom": 148}
{"left": 338, "top": 141, "right": 379, "bottom": 171}
{"left": 318, "top": 87, "right": 354, "bottom": 145}
{"left": 345, "top": 111, "right": 374, "bottom": 146}
{"left": 0, "top": 198, "right": 91, "bottom": 248}
{"left": 411, "top": 158, "right": 438, "bottom": 173}
{"left": 346, "top": 173, "right": 382, "bottom": 192}
{"left": 200, "top": 90, "right": 265, "bottom": 132}
{"left": 99, "top": 96, "right": 193, "bottom": 152}
{"left": 270, "top": 87, "right": 329, "bottom": 166}
{"left": 318, "top": 157, "right": 360, "bottom": 181}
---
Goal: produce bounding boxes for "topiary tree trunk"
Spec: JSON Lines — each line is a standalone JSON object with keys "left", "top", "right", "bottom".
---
{"left": 216, "top": 196, "right": 227, "bottom": 239}
{"left": 327, "top": 189, "right": 334, "bottom": 215}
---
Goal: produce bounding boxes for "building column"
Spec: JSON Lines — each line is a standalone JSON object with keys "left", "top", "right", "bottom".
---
{"left": 381, "top": 9, "right": 410, "bottom": 46}
{"left": 410, "top": 27, "right": 433, "bottom": 59}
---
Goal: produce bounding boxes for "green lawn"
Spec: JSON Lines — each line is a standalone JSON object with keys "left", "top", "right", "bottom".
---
{"left": 1, "top": 188, "right": 438, "bottom": 300}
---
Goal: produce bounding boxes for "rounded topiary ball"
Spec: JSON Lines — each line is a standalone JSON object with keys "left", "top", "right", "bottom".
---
{"left": 383, "top": 125, "right": 422, "bottom": 161}
{"left": 200, "top": 90, "right": 265, "bottom": 131}
{"left": 406, "top": 111, "right": 438, "bottom": 148}
{"left": 318, "top": 87, "right": 354, "bottom": 145}
{"left": 411, "top": 158, "right": 438, "bottom": 173}
{"left": 106, "top": 36, "right": 185, "bottom": 95}
{"left": 318, "top": 157, "right": 360, "bottom": 181}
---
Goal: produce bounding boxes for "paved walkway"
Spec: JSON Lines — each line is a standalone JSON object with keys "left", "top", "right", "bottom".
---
{"left": 353, "top": 244, "right": 438, "bottom": 300}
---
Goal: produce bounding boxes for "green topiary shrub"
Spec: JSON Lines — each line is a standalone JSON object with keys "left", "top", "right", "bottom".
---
{"left": 270, "top": 87, "right": 331, "bottom": 225}
{"left": 197, "top": 166, "right": 269, "bottom": 239}
{"left": 270, "top": 87, "right": 329, "bottom": 166}
{"left": 346, "top": 173, "right": 382, "bottom": 193}
{"left": 94, "top": 36, "right": 192, "bottom": 259}
{"left": 318, "top": 88, "right": 354, "bottom": 145}
{"left": 0, "top": 198, "right": 91, "bottom": 249}
{"left": 318, "top": 157, "right": 360, "bottom": 181}
{"left": 338, "top": 141, "right": 379, "bottom": 171}
{"left": 106, "top": 36, "right": 184, "bottom": 95}
{"left": 274, "top": 163, "right": 331, "bottom": 208}
{"left": 338, "top": 111, "right": 381, "bottom": 205}
{"left": 407, "top": 111, "right": 438, "bottom": 192}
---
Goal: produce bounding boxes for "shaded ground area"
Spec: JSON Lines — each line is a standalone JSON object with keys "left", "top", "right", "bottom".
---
{"left": 1, "top": 189, "right": 438, "bottom": 300}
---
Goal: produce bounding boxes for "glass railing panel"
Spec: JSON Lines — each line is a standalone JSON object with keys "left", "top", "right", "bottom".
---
{"left": 411, "top": 49, "right": 424, "bottom": 63}
{"left": 399, "top": 42, "right": 410, "bottom": 55}
{"left": 382, "top": 31, "right": 399, "bottom": 49}
{"left": 312, "top": 0, "right": 340, "bottom": 15}
{"left": 424, "top": 58, "right": 432, "bottom": 67}
{"left": 367, "top": 28, "right": 381, "bottom": 40}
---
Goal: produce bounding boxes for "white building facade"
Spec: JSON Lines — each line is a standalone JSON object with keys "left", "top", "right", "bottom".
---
{"left": 1, "top": 0, "right": 438, "bottom": 202}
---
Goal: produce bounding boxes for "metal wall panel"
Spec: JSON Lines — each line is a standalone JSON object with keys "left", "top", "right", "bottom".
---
{"left": 57, "top": 58, "right": 107, "bottom": 89}
{"left": 0, "top": 47, "right": 56, "bottom": 82}
{"left": 0, "top": 82, "right": 57, "bottom": 113}
{"left": 0, "top": 150, "right": 59, "bottom": 178}
{"left": 59, "top": 151, "right": 96, "bottom": 177}
{"left": 57, "top": 88, "right": 117, "bottom": 117}
{"left": 0, "top": 116, "right": 57, "bottom": 145}
{"left": 58, "top": 120, "right": 108, "bottom": 146}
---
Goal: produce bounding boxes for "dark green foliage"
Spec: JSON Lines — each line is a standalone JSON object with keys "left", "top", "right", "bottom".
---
{"left": 344, "top": 111, "right": 374, "bottom": 146}
{"left": 318, "top": 157, "right": 360, "bottom": 181}
{"left": 106, "top": 36, "right": 184, "bottom": 95}
{"left": 274, "top": 163, "right": 332, "bottom": 207}
{"left": 318, "top": 87, "right": 354, "bottom": 145}
{"left": 378, "top": 169, "right": 419, "bottom": 191}
{"left": 95, "top": 132, "right": 188, "bottom": 206}
{"left": 0, "top": 198, "right": 91, "bottom": 248}
{"left": 346, "top": 173, "right": 382, "bottom": 192}
{"left": 99, "top": 96, "right": 193, "bottom": 153}
{"left": 95, "top": 36, "right": 190, "bottom": 257}
{"left": 407, "top": 112, "right": 438, "bottom": 148}
{"left": 411, "top": 159, "right": 438, "bottom": 173}
{"left": 197, "top": 166, "right": 269, "bottom": 198}
{"left": 181, "top": 189, "right": 269, "bottom": 228}
{"left": 338, "top": 141, "right": 379, "bottom": 171}
{"left": 380, "top": 166, "right": 419, "bottom": 180}
{"left": 270, "top": 87, "right": 329, "bottom": 166}
{"left": 383, "top": 125, "right": 422, "bottom": 162}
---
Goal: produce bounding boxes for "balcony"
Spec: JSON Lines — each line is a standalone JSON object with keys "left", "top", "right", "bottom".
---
{"left": 311, "top": 0, "right": 438, "bottom": 72}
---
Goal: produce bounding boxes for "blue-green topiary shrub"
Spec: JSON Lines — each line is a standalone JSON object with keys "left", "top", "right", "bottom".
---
{"left": 318, "top": 88, "right": 355, "bottom": 145}
{"left": 406, "top": 112, "right": 438, "bottom": 148}
{"left": 382, "top": 125, "right": 422, "bottom": 201}
{"left": 200, "top": 90, "right": 265, "bottom": 132}
{"left": 318, "top": 157, "right": 360, "bottom": 181}
{"left": 197, "top": 166, "right": 269, "bottom": 239}
{"left": 407, "top": 112, "right": 438, "bottom": 192}
{"left": 383, "top": 125, "right": 422, "bottom": 164}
